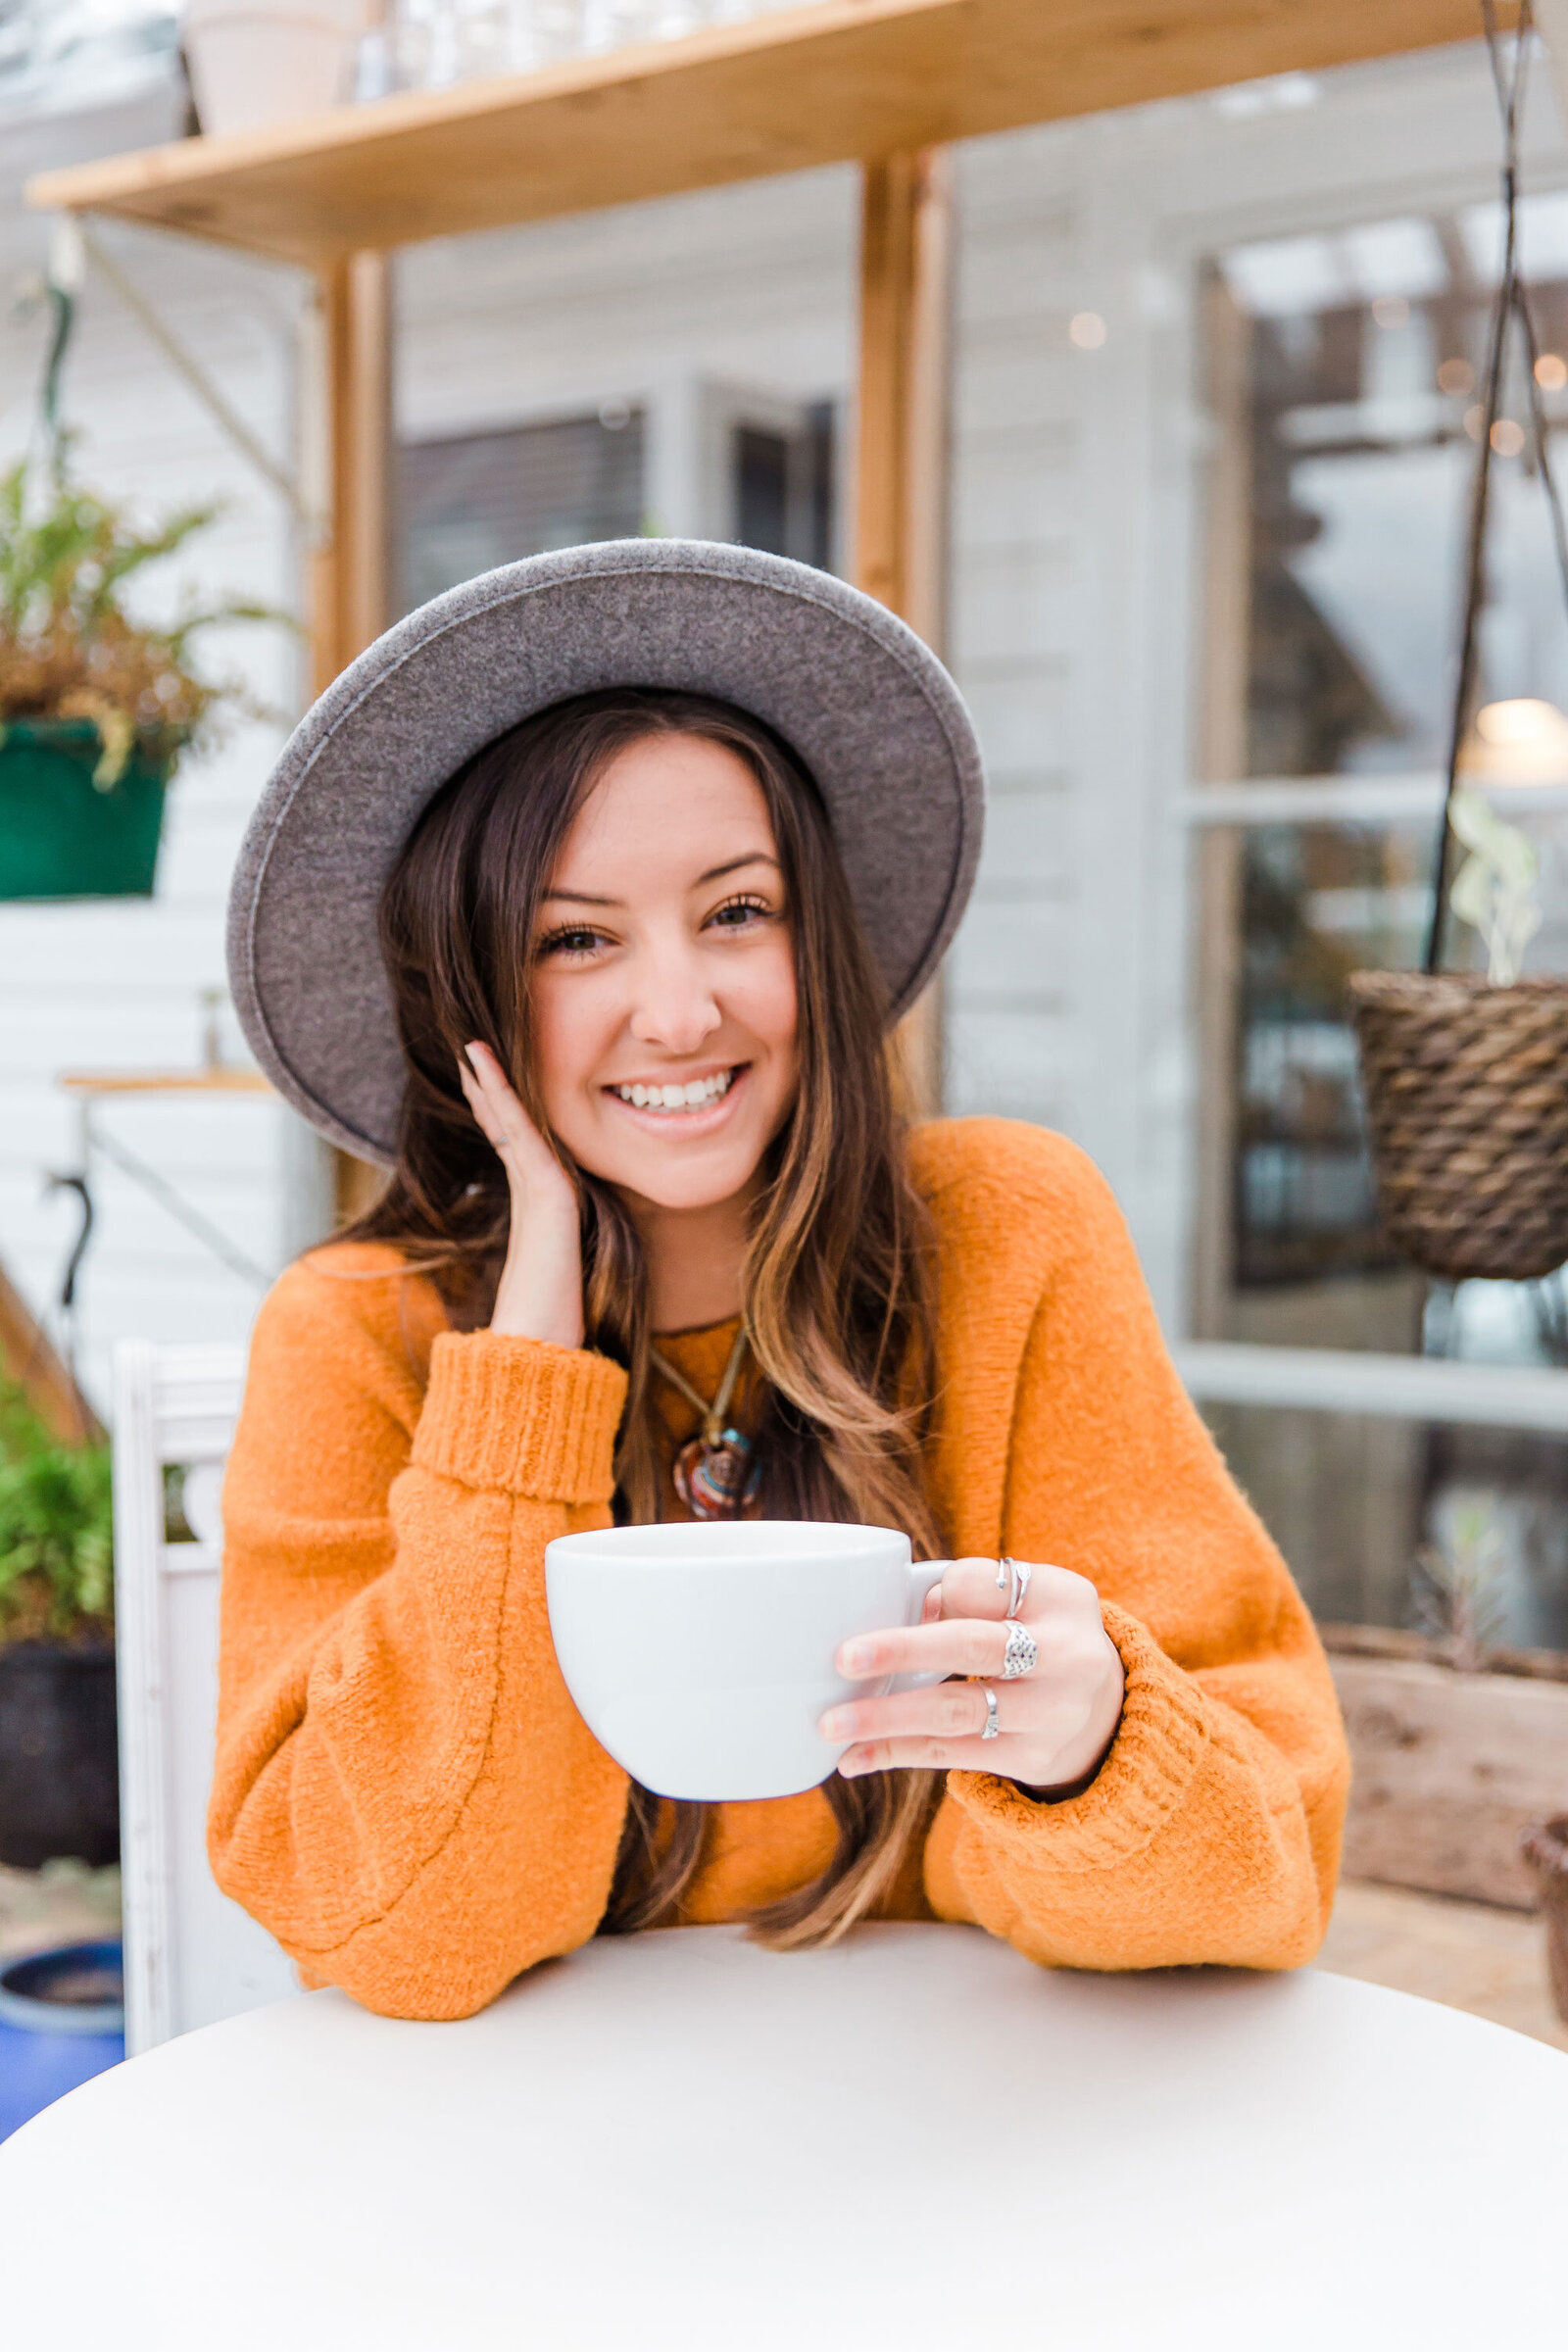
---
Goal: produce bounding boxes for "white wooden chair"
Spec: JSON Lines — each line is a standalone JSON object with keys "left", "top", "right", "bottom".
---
{"left": 111, "top": 1340, "right": 299, "bottom": 2054}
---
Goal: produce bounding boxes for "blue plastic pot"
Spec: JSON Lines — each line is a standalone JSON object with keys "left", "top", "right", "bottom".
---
{"left": 0, "top": 1940, "right": 124, "bottom": 2142}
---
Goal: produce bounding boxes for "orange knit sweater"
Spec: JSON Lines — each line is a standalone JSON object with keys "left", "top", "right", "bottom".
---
{"left": 210, "top": 1117, "right": 1349, "bottom": 2020}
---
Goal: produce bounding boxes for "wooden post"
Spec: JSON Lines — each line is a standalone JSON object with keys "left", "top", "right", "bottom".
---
{"left": 1191, "top": 268, "right": 1250, "bottom": 1338}
{"left": 304, "top": 250, "right": 395, "bottom": 1218}
{"left": 855, "top": 149, "right": 954, "bottom": 1116}
{"left": 307, "top": 250, "right": 393, "bottom": 700}
{"left": 856, "top": 149, "right": 953, "bottom": 642}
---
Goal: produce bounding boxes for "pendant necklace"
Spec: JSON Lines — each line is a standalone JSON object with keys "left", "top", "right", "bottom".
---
{"left": 649, "top": 1325, "right": 761, "bottom": 1521}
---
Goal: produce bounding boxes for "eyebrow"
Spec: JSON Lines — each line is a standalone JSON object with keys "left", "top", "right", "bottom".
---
{"left": 540, "top": 852, "right": 780, "bottom": 906}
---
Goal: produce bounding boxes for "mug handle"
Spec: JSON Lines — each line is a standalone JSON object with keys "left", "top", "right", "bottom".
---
{"left": 889, "top": 1557, "right": 951, "bottom": 1692}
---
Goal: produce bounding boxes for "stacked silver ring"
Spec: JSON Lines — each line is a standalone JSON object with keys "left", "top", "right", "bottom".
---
{"left": 996, "top": 1556, "right": 1032, "bottom": 1618}
{"left": 979, "top": 1686, "right": 1001, "bottom": 1740}
{"left": 1000, "top": 1622, "right": 1038, "bottom": 1679}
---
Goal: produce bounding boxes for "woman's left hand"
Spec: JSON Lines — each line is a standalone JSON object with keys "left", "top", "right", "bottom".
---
{"left": 819, "top": 1557, "right": 1126, "bottom": 1795}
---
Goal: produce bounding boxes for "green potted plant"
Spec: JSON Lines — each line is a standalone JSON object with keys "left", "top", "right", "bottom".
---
{"left": 0, "top": 1381, "right": 118, "bottom": 1868}
{"left": 0, "top": 450, "right": 279, "bottom": 902}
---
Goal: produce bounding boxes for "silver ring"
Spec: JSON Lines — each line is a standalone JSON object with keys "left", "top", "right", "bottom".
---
{"left": 998, "top": 1557, "right": 1032, "bottom": 1619}
{"left": 1000, "top": 1622, "right": 1038, "bottom": 1680}
{"left": 979, "top": 1685, "right": 1001, "bottom": 1740}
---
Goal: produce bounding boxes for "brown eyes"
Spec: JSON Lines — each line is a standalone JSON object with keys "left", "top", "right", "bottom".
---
{"left": 707, "top": 893, "right": 774, "bottom": 929}
{"left": 536, "top": 925, "right": 605, "bottom": 959}
{"left": 534, "top": 894, "right": 777, "bottom": 961}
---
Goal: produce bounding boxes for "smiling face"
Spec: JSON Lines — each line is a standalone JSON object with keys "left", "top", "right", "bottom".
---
{"left": 529, "top": 731, "right": 801, "bottom": 1216}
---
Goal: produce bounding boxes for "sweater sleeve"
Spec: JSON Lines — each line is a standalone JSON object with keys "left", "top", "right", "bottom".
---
{"left": 922, "top": 1146, "right": 1350, "bottom": 1971}
{"left": 207, "top": 1254, "right": 631, "bottom": 2021}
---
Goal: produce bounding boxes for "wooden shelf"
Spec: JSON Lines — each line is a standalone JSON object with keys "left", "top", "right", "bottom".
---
{"left": 58, "top": 1069, "right": 273, "bottom": 1096}
{"left": 26, "top": 0, "right": 1505, "bottom": 267}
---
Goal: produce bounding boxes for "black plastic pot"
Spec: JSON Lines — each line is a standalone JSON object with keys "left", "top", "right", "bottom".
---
{"left": 0, "top": 1642, "right": 119, "bottom": 1869}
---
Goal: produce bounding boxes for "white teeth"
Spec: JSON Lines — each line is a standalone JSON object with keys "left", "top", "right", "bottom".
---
{"left": 613, "top": 1069, "right": 735, "bottom": 1113}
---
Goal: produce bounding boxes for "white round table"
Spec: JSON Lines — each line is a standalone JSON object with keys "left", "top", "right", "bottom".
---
{"left": 2, "top": 1924, "right": 1564, "bottom": 2349}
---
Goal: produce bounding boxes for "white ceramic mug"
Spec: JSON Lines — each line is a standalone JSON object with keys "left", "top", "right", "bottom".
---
{"left": 545, "top": 1520, "right": 946, "bottom": 1802}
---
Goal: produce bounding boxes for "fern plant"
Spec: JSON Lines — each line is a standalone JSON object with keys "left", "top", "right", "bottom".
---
{"left": 0, "top": 448, "right": 282, "bottom": 787}
{"left": 0, "top": 1382, "right": 114, "bottom": 1648}
{"left": 1446, "top": 786, "right": 1543, "bottom": 986}
{"left": 1410, "top": 1494, "right": 1510, "bottom": 1674}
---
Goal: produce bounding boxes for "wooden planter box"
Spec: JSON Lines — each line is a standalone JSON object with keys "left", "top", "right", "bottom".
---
{"left": 1329, "top": 1643, "right": 1568, "bottom": 1910}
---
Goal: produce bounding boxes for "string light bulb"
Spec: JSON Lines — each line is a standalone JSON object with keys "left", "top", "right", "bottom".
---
{"left": 1457, "top": 698, "right": 1568, "bottom": 785}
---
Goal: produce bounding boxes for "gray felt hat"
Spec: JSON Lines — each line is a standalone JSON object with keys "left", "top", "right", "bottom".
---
{"left": 227, "top": 539, "right": 986, "bottom": 1164}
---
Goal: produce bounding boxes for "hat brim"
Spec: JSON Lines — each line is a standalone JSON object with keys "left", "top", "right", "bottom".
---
{"left": 227, "top": 540, "right": 985, "bottom": 1164}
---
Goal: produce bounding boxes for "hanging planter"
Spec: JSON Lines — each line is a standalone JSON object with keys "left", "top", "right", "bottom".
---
{"left": 0, "top": 421, "right": 285, "bottom": 905}
{"left": 0, "top": 718, "right": 176, "bottom": 903}
{"left": 1348, "top": 972, "right": 1568, "bottom": 1281}
{"left": 1349, "top": 8, "right": 1568, "bottom": 1285}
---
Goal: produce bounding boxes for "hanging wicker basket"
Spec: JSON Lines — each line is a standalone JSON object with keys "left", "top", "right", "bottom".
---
{"left": 1347, "top": 970, "right": 1568, "bottom": 1282}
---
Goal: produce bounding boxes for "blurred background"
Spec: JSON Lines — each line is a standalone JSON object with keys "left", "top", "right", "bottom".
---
{"left": 2, "top": 2, "right": 1567, "bottom": 2106}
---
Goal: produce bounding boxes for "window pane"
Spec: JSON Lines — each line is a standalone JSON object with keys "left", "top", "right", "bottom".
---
{"left": 1202, "top": 1400, "right": 1568, "bottom": 1658}
{"left": 1234, "top": 819, "right": 1427, "bottom": 1297}
{"left": 1216, "top": 202, "right": 1568, "bottom": 778}
{"left": 1198, "top": 204, "right": 1568, "bottom": 1365}
{"left": 399, "top": 410, "right": 646, "bottom": 612}
{"left": 730, "top": 401, "right": 836, "bottom": 568}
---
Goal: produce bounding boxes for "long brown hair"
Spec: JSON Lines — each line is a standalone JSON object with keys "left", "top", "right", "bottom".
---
{"left": 349, "top": 687, "right": 944, "bottom": 1946}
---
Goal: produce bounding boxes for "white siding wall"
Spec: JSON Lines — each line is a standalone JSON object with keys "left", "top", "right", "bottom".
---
{"left": 3, "top": 39, "right": 1549, "bottom": 1405}
{"left": 948, "top": 116, "right": 1202, "bottom": 1328}
{"left": 393, "top": 154, "right": 1164, "bottom": 1252}
{"left": 397, "top": 166, "right": 858, "bottom": 541}
{"left": 0, "top": 81, "right": 318, "bottom": 1410}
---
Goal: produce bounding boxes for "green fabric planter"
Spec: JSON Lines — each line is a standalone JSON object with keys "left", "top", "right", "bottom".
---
{"left": 0, "top": 719, "right": 173, "bottom": 902}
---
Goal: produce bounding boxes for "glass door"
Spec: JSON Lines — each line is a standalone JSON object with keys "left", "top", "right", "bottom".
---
{"left": 1188, "top": 196, "right": 1568, "bottom": 1665}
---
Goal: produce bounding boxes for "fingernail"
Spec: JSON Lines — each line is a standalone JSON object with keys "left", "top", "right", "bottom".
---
{"left": 819, "top": 1709, "right": 849, "bottom": 1740}
{"left": 465, "top": 1042, "right": 484, "bottom": 1070}
{"left": 840, "top": 1641, "right": 873, "bottom": 1675}
{"left": 838, "top": 1753, "right": 864, "bottom": 1777}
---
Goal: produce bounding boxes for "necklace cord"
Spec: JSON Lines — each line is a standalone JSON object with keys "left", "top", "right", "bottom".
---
{"left": 649, "top": 1325, "right": 751, "bottom": 1446}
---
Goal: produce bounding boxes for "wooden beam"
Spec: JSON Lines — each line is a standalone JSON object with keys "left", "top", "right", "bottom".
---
{"left": 309, "top": 249, "right": 393, "bottom": 698}
{"left": 855, "top": 147, "right": 952, "bottom": 640}
{"left": 1190, "top": 267, "right": 1251, "bottom": 1338}
{"left": 25, "top": 0, "right": 1518, "bottom": 270}
{"left": 303, "top": 252, "right": 394, "bottom": 1210}
{"left": 857, "top": 148, "right": 953, "bottom": 1115}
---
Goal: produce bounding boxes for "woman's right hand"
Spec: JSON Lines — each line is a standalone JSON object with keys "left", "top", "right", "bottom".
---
{"left": 458, "top": 1042, "right": 586, "bottom": 1348}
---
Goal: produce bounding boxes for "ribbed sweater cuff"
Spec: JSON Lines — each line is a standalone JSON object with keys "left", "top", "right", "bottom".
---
{"left": 412, "top": 1331, "right": 627, "bottom": 1502}
{"left": 947, "top": 1601, "right": 1210, "bottom": 1873}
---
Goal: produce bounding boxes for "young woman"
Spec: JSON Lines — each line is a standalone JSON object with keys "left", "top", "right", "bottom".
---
{"left": 214, "top": 542, "right": 1348, "bottom": 2022}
